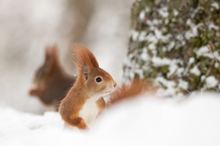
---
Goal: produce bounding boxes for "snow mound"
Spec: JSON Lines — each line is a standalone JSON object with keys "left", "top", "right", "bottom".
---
{"left": 1, "top": 93, "right": 220, "bottom": 146}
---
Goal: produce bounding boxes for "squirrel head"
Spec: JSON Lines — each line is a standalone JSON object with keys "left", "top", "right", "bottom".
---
{"left": 73, "top": 44, "right": 117, "bottom": 97}
{"left": 84, "top": 66, "right": 116, "bottom": 96}
{"left": 29, "top": 45, "right": 61, "bottom": 98}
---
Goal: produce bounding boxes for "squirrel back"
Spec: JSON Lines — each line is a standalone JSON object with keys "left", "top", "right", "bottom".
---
{"left": 29, "top": 45, "right": 75, "bottom": 109}
{"left": 59, "top": 44, "right": 116, "bottom": 129}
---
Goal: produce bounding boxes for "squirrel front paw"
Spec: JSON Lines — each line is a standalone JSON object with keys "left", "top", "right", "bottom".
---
{"left": 71, "top": 117, "right": 88, "bottom": 130}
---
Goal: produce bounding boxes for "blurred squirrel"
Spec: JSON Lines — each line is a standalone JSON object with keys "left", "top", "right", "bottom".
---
{"left": 59, "top": 45, "right": 117, "bottom": 129}
{"left": 29, "top": 46, "right": 75, "bottom": 110}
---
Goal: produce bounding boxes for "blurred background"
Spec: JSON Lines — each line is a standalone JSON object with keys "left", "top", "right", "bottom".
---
{"left": 0, "top": 0, "right": 133, "bottom": 113}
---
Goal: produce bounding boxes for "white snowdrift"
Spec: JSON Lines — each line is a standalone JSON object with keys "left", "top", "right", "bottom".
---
{"left": 0, "top": 93, "right": 220, "bottom": 146}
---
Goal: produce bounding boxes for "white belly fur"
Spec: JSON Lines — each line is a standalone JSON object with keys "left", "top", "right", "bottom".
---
{"left": 79, "top": 95, "right": 100, "bottom": 125}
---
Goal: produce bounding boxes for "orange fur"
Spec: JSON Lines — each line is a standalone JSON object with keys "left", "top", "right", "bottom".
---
{"left": 108, "top": 79, "right": 157, "bottom": 106}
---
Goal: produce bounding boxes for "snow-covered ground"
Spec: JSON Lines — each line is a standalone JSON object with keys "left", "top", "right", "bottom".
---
{"left": 1, "top": 93, "right": 220, "bottom": 146}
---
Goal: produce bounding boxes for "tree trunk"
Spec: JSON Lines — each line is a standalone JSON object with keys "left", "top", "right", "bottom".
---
{"left": 123, "top": 0, "right": 220, "bottom": 96}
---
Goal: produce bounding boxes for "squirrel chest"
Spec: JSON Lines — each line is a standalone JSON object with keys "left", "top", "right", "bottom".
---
{"left": 79, "top": 95, "right": 102, "bottom": 125}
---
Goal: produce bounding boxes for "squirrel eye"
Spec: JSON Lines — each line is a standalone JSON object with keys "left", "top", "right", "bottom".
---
{"left": 95, "top": 76, "right": 103, "bottom": 83}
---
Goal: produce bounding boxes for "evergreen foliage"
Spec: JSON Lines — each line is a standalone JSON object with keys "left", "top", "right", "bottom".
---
{"left": 124, "top": 0, "right": 220, "bottom": 96}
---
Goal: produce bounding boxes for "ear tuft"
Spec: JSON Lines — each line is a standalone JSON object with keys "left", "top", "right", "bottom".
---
{"left": 73, "top": 44, "right": 99, "bottom": 73}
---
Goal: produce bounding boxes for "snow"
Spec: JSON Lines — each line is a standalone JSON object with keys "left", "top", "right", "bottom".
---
{"left": 208, "top": 22, "right": 219, "bottom": 30}
{"left": 158, "top": 6, "right": 168, "bottom": 18}
{"left": 155, "top": 29, "right": 171, "bottom": 42}
{"left": 185, "top": 19, "right": 200, "bottom": 39}
{"left": 211, "top": 2, "right": 219, "bottom": 9}
{"left": 205, "top": 76, "right": 218, "bottom": 88}
{"left": 196, "top": 45, "right": 220, "bottom": 62}
{"left": 152, "top": 57, "right": 172, "bottom": 66}
{"left": 215, "top": 62, "right": 219, "bottom": 68}
{"left": 167, "top": 41, "right": 175, "bottom": 51}
{"left": 149, "top": 43, "right": 156, "bottom": 50}
{"left": 130, "top": 30, "right": 139, "bottom": 41}
{"left": 190, "top": 65, "right": 201, "bottom": 76}
{"left": 145, "top": 33, "right": 158, "bottom": 44}
{"left": 168, "top": 62, "right": 179, "bottom": 77}
{"left": 173, "top": 9, "right": 179, "bottom": 16}
{"left": 140, "top": 48, "right": 150, "bottom": 61}
{"left": 155, "top": 77, "right": 176, "bottom": 96}
{"left": 139, "top": 11, "right": 145, "bottom": 21}
{"left": 151, "top": 57, "right": 182, "bottom": 78}
{"left": 189, "top": 57, "right": 195, "bottom": 64}
{"left": 139, "top": 31, "right": 147, "bottom": 41}
{"left": 178, "top": 79, "right": 188, "bottom": 90}
{"left": 196, "top": 46, "right": 210, "bottom": 56}
{"left": 1, "top": 93, "right": 220, "bottom": 146}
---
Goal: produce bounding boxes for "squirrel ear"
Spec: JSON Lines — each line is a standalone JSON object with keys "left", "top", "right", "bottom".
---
{"left": 73, "top": 44, "right": 99, "bottom": 72}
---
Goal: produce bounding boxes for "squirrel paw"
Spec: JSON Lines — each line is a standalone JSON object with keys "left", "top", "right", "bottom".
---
{"left": 72, "top": 117, "right": 88, "bottom": 130}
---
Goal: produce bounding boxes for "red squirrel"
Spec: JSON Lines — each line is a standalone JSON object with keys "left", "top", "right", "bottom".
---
{"left": 29, "top": 46, "right": 75, "bottom": 109}
{"left": 59, "top": 45, "right": 117, "bottom": 129}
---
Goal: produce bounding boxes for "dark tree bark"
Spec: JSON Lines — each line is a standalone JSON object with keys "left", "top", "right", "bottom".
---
{"left": 124, "top": 0, "right": 220, "bottom": 96}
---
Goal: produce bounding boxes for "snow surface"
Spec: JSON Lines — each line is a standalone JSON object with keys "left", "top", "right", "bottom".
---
{"left": 1, "top": 93, "right": 220, "bottom": 146}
